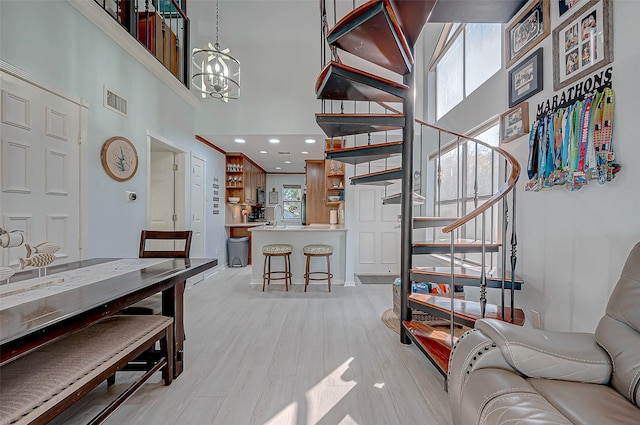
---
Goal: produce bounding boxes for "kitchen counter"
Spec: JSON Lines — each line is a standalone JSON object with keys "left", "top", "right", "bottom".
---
{"left": 248, "top": 224, "right": 347, "bottom": 287}
{"left": 249, "top": 223, "right": 346, "bottom": 232}
{"left": 224, "top": 222, "right": 268, "bottom": 228}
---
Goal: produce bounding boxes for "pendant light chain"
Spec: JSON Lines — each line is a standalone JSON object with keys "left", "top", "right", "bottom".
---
{"left": 215, "top": 0, "right": 220, "bottom": 50}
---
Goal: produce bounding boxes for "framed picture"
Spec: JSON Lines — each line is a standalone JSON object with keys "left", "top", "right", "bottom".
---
{"left": 268, "top": 189, "right": 278, "bottom": 204}
{"left": 100, "top": 136, "right": 138, "bottom": 182}
{"left": 508, "top": 48, "right": 543, "bottom": 107}
{"left": 558, "top": 0, "right": 585, "bottom": 17}
{"left": 505, "top": 0, "right": 550, "bottom": 68}
{"left": 553, "top": 0, "right": 612, "bottom": 90}
{"left": 500, "top": 102, "right": 530, "bottom": 143}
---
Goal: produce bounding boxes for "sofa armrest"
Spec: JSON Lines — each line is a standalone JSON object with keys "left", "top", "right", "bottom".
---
{"left": 449, "top": 328, "right": 515, "bottom": 425}
{"left": 476, "top": 319, "right": 612, "bottom": 383}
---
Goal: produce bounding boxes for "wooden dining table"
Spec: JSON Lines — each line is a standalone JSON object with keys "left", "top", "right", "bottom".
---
{"left": 0, "top": 257, "right": 218, "bottom": 378}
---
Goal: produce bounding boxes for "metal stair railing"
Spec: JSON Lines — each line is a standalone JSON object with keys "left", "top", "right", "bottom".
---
{"left": 415, "top": 119, "right": 520, "bottom": 345}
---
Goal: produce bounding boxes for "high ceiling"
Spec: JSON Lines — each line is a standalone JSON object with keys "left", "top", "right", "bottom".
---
{"left": 189, "top": 0, "right": 330, "bottom": 173}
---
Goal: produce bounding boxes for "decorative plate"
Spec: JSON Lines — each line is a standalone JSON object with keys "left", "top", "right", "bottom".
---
{"left": 101, "top": 136, "right": 138, "bottom": 182}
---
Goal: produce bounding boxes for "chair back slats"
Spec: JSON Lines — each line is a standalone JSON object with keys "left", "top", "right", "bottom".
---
{"left": 139, "top": 230, "right": 192, "bottom": 258}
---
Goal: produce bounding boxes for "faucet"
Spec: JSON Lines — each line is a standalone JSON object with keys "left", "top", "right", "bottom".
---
{"left": 274, "top": 204, "right": 283, "bottom": 227}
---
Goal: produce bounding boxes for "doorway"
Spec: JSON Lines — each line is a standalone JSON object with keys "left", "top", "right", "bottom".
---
{"left": 147, "top": 135, "right": 186, "bottom": 252}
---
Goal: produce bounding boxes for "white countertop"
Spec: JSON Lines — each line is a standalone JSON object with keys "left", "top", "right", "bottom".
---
{"left": 249, "top": 224, "right": 347, "bottom": 232}
{"left": 224, "top": 222, "right": 269, "bottom": 228}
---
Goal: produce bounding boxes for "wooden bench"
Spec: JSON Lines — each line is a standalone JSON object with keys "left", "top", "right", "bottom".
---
{"left": 0, "top": 315, "right": 173, "bottom": 425}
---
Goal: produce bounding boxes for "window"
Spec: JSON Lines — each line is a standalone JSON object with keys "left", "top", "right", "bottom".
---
{"left": 432, "top": 23, "right": 502, "bottom": 119}
{"left": 282, "top": 185, "right": 302, "bottom": 220}
{"left": 429, "top": 122, "right": 500, "bottom": 264}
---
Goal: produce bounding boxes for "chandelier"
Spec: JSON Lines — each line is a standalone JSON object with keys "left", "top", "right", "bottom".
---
{"left": 191, "top": 0, "right": 240, "bottom": 101}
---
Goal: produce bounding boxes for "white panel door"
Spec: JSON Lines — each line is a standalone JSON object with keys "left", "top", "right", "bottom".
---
{"left": 0, "top": 72, "right": 81, "bottom": 267}
{"left": 150, "top": 150, "right": 175, "bottom": 231}
{"left": 354, "top": 185, "right": 401, "bottom": 274}
{"left": 149, "top": 150, "right": 176, "bottom": 252}
{"left": 190, "top": 155, "right": 205, "bottom": 258}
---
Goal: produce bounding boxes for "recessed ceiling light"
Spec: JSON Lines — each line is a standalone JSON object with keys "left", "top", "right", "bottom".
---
{"left": 260, "top": 150, "right": 267, "bottom": 154}
{"left": 301, "top": 151, "right": 308, "bottom": 154}
{"left": 269, "top": 138, "right": 280, "bottom": 144}
{"left": 275, "top": 167, "right": 282, "bottom": 170}
{"left": 284, "top": 160, "right": 291, "bottom": 164}
{"left": 234, "top": 138, "right": 246, "bottom": 144}
{"left": 305, "top": 139, "right": 316, "bottom": 144}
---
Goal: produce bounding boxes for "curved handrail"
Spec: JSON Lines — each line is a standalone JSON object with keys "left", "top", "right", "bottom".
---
{"left": 414, "top": 118, "right": 521, "bottom": 234}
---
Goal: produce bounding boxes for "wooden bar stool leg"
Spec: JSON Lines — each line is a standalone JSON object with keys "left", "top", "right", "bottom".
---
{"left": 304, "top": 254, "right": 310, "bottom": 292}
{"left": 287, "top": 253, "right": 292, "bottom": 288}
{"left": 327, "top": 254, "right": 332, "bottom": 292}
{"left": 284, "top": 254, "right": 289, "bottom": 292}
{"left": 262, "top": 254, "right": 268, "bottom": 291}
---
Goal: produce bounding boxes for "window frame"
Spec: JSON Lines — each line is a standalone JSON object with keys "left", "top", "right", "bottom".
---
{"left": 282, "top": 184, "right": 302, "bottom": 221}
{"left": 428, "top": 120, "right": 501, "bottom": 266}
{"left": 430, "top": 23, "right": 502, "bottom": 119}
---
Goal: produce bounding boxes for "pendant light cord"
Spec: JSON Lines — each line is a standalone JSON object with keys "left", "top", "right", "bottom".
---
{"left": 215, "top": 0, "right": 220, "bottom": 50}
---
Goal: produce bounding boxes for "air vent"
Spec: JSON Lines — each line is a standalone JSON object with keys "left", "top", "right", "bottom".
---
{"left": 103, "top": 86, "right": 128, "bottom": 117}
{"left": 278, "top": 151, "right": 291, "bottom": 155}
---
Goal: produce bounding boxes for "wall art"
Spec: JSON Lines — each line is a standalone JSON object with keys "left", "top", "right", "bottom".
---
{"left": 509, "top": 48, "right": 543, "bottom": 107}
{"left": 558, "top": 0, "right": 585, "bottom": 17}
{"left": 553, "top": 0, "right": 612, "bottom": 90}
{"left": 100, "top": 136, "right": 138, "bottom": 182}
{"left": 505, "top": 0, "right": 550, "bottom": 68}
{"left": 500, "top": 102, "right": 530, "bottom": 143}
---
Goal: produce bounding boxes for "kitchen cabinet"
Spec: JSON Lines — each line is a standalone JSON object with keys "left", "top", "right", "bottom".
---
{"left": 305, "top": 160, "right": 330, "bottom": 224}
{"left": 225, "top": 154, "right": 265, "bottom": 205}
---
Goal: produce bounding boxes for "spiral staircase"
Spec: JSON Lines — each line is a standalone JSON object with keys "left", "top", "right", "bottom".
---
{"left": 315, "top": 0, "right": 527, "bottom": 379}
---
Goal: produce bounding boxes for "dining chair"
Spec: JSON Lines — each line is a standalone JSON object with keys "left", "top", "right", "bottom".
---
{"left": 110, "top": 230, "right": 192, "bottom": 385}
{"left": 122, "top": 230, "right": 192, "bottom": 315}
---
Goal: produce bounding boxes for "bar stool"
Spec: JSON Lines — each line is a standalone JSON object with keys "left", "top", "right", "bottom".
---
{"left": 262, "top": 244, "right": 293, "bottom": 291}
{"left": 303, "top": 244, "right": 333, "bottom": 292}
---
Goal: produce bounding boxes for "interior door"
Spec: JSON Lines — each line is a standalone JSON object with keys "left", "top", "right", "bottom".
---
{"left": 190, "top": 154, "right": 205, "bottom": 258}
{"left": 353, "top": 186, "right": 401, "bottom": 275}
{"left": 149, "top": 149, "right": 176, "bottom": 251}
{"left": 1, "top": 71, "right": 81, "bottom": 267}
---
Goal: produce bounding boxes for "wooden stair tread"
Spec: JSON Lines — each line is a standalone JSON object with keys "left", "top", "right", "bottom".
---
{"left": 408, "top": 293, "right": 526, "bottom": 326}
{"left": 412, "top": 239, "right": 501, "bottom": 254}
{"left": 389, "top": 0, "right": 437, "bottom": 45}
{"left": 381, "top": 191, "right": 424, "bottom": 205}
{"left": 326, "top": 141, "right": 403, "bottom": 165}
{"left": 410, "top": 266, "right": 523, "bottom": 290}
{"left": 402, "top": 320, "right": 455, "bottom": 375}
{"left": 350, "top": 167, "right": 403, "bottom": 185}
{"left": 316, "top": 62, "right": 407, "bottom": 102}
{"left": 413, "top": 216, "right": 459, "bottom": 228}
{"left": 411, "top": 266, "right": 523, "bottom": 283}
{"left": 316, "top": 113, "right": 405, "bottom": 138}
{"left": 327, "top": 0, "right": 413, "bottom": 75}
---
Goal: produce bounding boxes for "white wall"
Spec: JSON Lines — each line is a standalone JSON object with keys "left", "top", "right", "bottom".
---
{"left": 0, "top": 1, "right": 226, "bottom": 264}
{"left": 422, "top": 1, "right": 640, "bottom": 332}
{"left": 192, "top": 0, "right": 322, "bottom": 138}
{"left": 265, "top": 173, "right": 306, "bottom": 207}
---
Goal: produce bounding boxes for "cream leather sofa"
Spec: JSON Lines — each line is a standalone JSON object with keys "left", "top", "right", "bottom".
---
{"left": 448, "top": 242, "right": 640, "bottom": 425}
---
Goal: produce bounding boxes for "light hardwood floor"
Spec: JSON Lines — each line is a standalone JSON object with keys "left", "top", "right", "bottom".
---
{"left": 52, "top": 266, "right": 452, "bottom": 425}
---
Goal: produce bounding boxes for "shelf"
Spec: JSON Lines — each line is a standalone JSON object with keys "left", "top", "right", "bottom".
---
{"left": 326, "top": 201, "right": 343, "bottom": 206}
{"left": 226, "top": 186, "right": 244, "bottom": 190}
